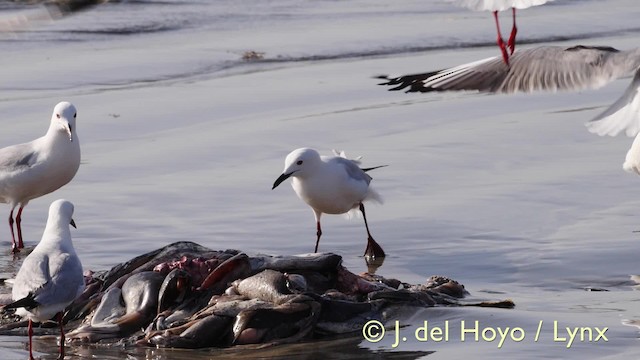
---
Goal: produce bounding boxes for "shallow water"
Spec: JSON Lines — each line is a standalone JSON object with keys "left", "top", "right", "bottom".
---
{"left": 0, "top": 0, "right": 639, "bottom": 358}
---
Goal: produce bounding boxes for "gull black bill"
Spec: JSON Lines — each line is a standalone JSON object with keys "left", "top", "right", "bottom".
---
{"left": 272, "top": 172, "right": 292, "bottom": 190}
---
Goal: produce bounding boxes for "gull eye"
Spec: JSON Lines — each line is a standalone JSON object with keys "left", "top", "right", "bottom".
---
{"left": 296, "top": 160, "right": 303, "bottom": 165}
{"left": 74, "top": 113, "right": 77, "bottom": 118}
{"left": 56, "top": 114, "right": 60, "bottom": 119}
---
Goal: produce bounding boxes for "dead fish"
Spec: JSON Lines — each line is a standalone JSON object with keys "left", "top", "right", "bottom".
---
{"left": 199, "top": 253, "right": 252, "bottom": 293}
{"left": 284, "top": 273, "right": 307, "bottom": 293}
{"left": 98, "top": 242, "right": 235, "bottom": 291}
{"left": 68, "top": 271, "right": 165, "bottom": 343}
{"left": 157, "top": 268, "right": 191, "bottom": 314}
{"left": 197, "top": 297, "right": 268, "bottom": 318}
{"left": 233, "top": 299, "right": 321, "bottom": 346}
{"left": 232, "top": 270, "right": 293, "bottom": 305}
{"left": 113, "top": 271, "right": 165, "bottom": 331}
{"left": 146, "top": 253, "right": 252, "bottom": 334}
{"left": 1, "top": 241, "right": 515, "bottom": 351}
{"left": 148, "top": 314, "right": 233, "bottom": 349}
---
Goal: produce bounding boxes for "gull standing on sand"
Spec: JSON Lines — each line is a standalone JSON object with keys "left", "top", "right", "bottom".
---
{"left": 444, "top": 0, "right": 554, "bottom": 65}
{"left": 272, "top": 148, "right": 386, "bottom": 259}
{"left": 4, "top": 199, "right": 84, "bottom": 360}
{"left": 378, "top": 45, "right": 640, "bottom": 137}
{"left": 0, "top": 101, "right": 81, "bottom": 252}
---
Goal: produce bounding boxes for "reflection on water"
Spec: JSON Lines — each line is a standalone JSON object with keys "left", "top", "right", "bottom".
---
{"left": 67, "top": 335, "right": 433, "bottom": 360}
{"left": 365, "top": 255, "right": 385, "bottom": 274}
{"left": 1, "top": 331, "right": 432, "bottom": 360}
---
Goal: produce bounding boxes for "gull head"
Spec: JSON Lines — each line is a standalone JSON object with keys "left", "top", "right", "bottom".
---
{"left": 48, "top": 199, "right": 77, "bottom": 229}
{"left": 52, "top": 101, "right": 77, "bottom": 142}
{"left": 272, "top": 148, "right": 321, "bottom": 190}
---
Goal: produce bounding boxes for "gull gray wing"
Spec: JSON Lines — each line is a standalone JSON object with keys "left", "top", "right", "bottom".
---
{"left": 380, "top": 46, "right": 640, "bottom": 94}
{"left": 34, "top": 253, "right": 84, "bottom": 306}
{"left": 329, "top": 157, "right": 373, "bottom": 185}
{"left": 0, "top": 143, "right": 38, "bottom": 170}
{"left": 586, "top": 68, "right": 640, "bottom": 137}
{"left": 13, "top": 253, "right": 51, "bottom": 301}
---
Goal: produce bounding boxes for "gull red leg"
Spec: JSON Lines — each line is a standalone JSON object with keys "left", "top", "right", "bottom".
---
{"left": 8, "top": 208, "right": 18, "bottom": 252}
{"left": 57, "top": 312, "right": 65, "bottom": 360}
{"left": 507, "top": 7, "right": 518, "bottom": 54}
{"left": 359, "top": 203, "right": 385, "bottom": 259}
{"left": 16, "top": 205, "right": 25, "bottom": 249}
{"left": 28, "top": 319, "right": 34, "bottom": 360}
{"left": 314, "top": 221, "right": 322, "bottom": 253}
{"left": 493, "top": 10, "right": 510, "bottom": 65}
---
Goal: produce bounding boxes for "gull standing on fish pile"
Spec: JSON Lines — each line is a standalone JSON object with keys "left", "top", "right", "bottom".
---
{"left": 4, "top": 199, "right": 84, "bottom": 360}
{"left": 0, "top": 101, "right": 81, "bottom": 252}
{"left": 444, "top": 0, "right": 554, "bottom": 65}
{"left": 272, "top": 148, "right": 386, "bottom": 259}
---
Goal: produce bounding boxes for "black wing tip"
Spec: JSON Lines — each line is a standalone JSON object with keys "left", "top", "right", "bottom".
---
{"left": 361, "top": 165, "right": 388, "bottom": 172}
{"left": 375, "top": 71, "right": 448, "bottom": 93}
{"left": 374, "top": 74, "right": 406, "bottom": 90}
{"left": 3, "top": 293, "right": 38, "bottom": 311}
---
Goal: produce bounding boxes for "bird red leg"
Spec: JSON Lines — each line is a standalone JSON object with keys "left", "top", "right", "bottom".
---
{"left": 28, "top": 319, "right": 34, "bottom": 360}
{"left": 57, "top": 312, "right": 65, "bottom": 360}
{"left": 359, "top": 203, "right": 385, "bottom": 259}
{"left": 314, "top": 221, "right": 322, "bottom": 253}
{"left": 16, "top": 205, "right": 24, "bottom": 249}
{"left": 493, "top": 10, "right": 510, "bottom": 65}
{"left": 507, "top": 7, "right": 517, "bottom": 54}
{"left": 8, "top": 208, "right": 18, "bottom": 253}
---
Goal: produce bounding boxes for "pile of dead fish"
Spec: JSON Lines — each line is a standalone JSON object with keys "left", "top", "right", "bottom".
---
{"left": 0, "top": 241, "right": 514, "bottom": 349}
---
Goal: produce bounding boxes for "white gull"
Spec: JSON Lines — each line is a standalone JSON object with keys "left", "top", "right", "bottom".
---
{"left": 4, "top": 199, "right": 84, "bottom": 360}
{"left": 272, "top": 148, "right": 386, "bottom": 259}
{"left": 0, "top": 101, "right": 81, "bottom": 252}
